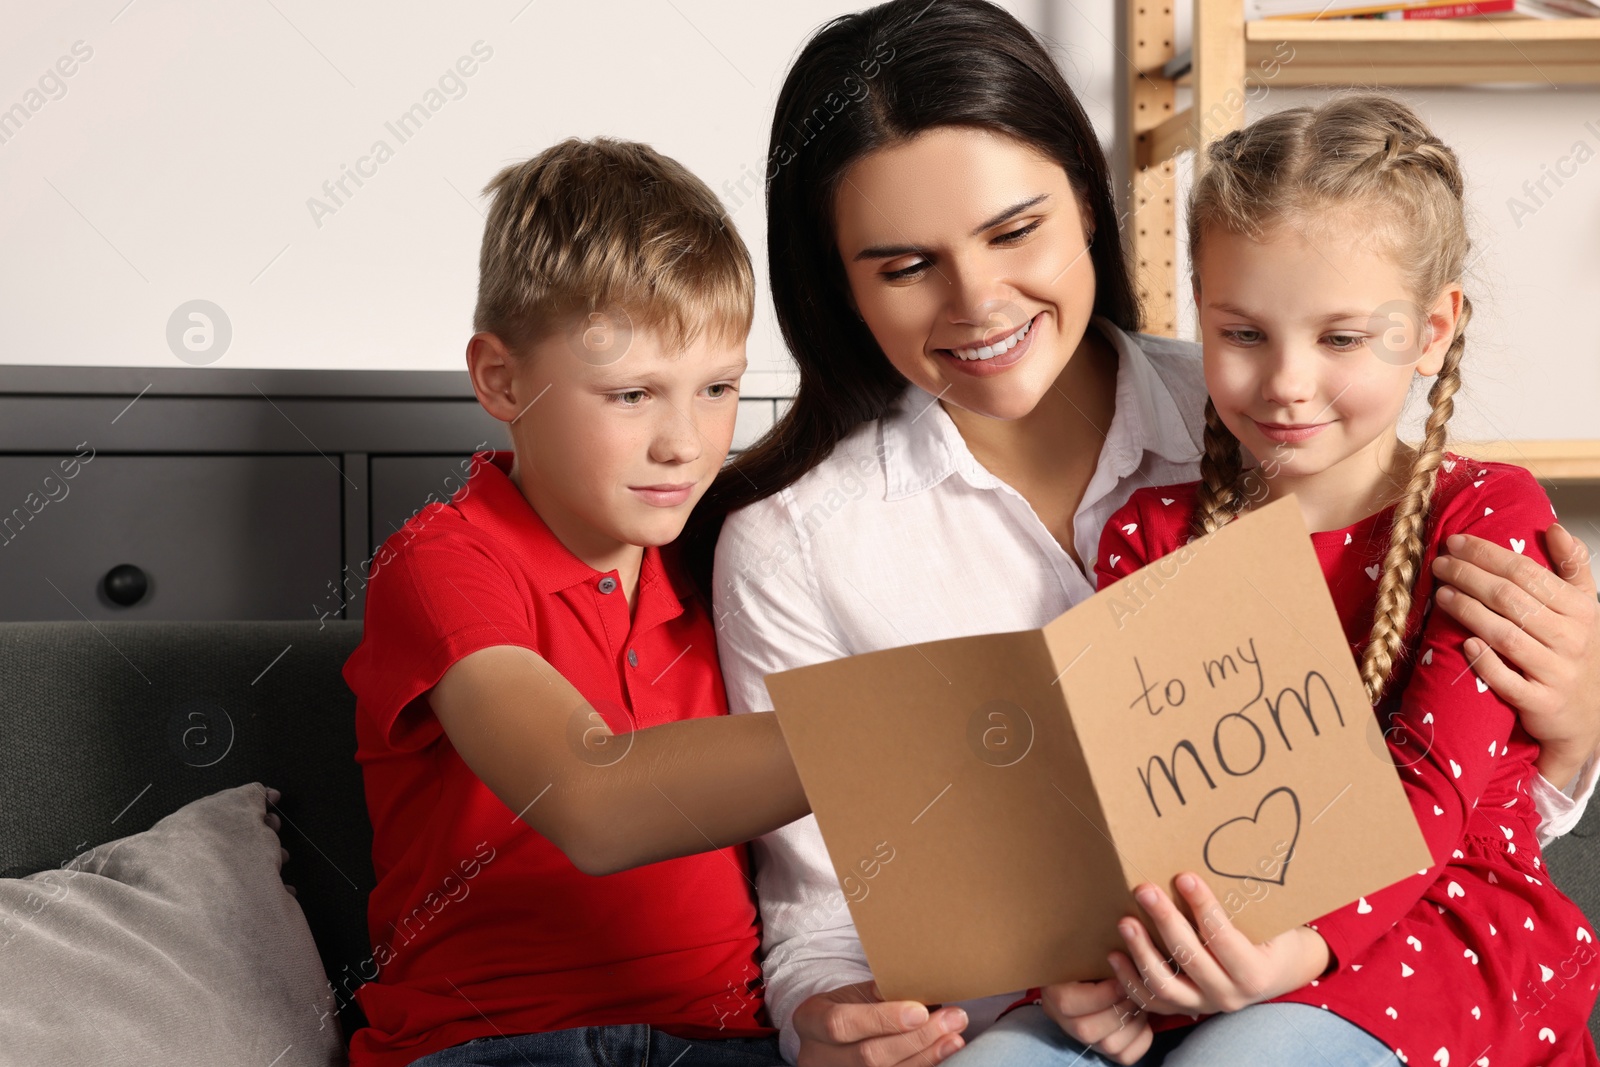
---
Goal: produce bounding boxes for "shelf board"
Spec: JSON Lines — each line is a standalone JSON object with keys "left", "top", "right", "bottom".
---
{"left": 1455, "top": 440, "right": 1600, "bottom": 483}
{"left": 1245, "top": 18, "right": 1600, "bottom": 86}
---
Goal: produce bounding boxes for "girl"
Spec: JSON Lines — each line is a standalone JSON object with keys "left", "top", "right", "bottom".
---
{"left": 693, "top": 2, "right": 1600, "bottom": 1065}
{"left": 1067, "top": 95, "right": 1600, "bottom": 1066}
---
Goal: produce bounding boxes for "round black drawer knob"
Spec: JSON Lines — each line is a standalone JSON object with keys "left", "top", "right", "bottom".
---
{"left": 103, "top": 564, "right": 149, "bottom": 607}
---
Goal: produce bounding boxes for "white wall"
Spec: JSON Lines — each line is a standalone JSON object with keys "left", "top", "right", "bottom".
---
{"left": 0, "top": 1, "right": 1083, "bottom": 384}
{"left": 2, "top": 1, "right": 1594, "bottom": 449}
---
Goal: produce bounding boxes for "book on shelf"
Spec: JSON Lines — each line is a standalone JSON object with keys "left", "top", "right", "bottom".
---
{"left": 1363, "top": 0, "right": 1515, "bottom": 16}
{"left": 1249, "top": 0, "right": 1597, "bottom": 16}
{"left": 1363, "top": 1, "right": 1600, "bottom": 16}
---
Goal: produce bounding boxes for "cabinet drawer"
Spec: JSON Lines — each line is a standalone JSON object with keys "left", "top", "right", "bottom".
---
{"left": 0, "top": 454, "right": 341, "bottom": 621}
{"left": 368, "top": 455, "right": 481, "bottom": 556}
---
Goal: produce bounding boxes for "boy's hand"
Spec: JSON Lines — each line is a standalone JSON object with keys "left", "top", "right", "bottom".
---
{"left": 791, "top": 980, "right": 966, "bottom": 1067}
{"left": 1432, "top": 525, "right": 1600, "bottom": 788}
{"left": 1109, "top": 872, "right": 1328, "bottom": 1016}
{"left": 1037, "top": 978, "right": 1153, "bottom": 1064}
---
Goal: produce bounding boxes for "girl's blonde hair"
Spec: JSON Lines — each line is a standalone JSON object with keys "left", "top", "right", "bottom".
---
{"left": 1186, "top": 94, "right": 1472, "bottom": 704}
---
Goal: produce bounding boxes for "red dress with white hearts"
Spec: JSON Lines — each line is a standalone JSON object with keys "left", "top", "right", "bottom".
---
{"left": 1094, "top": 455, "right": 1600, "bottom": 1066}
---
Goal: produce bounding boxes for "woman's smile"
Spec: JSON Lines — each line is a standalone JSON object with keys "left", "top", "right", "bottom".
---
{"left": 935, "top": 312, "right": 1041, "bottom": 376}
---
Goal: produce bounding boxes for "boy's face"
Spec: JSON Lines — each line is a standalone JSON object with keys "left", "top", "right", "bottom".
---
{"left": 471, "top": 316, "right": 748, "bottom": 561}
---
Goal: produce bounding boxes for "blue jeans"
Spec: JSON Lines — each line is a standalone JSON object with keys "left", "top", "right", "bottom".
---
{"left": 945, "top": 1003, "right": 1398, "bottom": 1067}
{"left": 407, "top": 1024, "right": 783, "bottom": 1066}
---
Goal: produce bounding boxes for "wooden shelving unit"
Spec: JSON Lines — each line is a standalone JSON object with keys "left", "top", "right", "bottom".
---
{"left": 1121, "top": 0, "right": 1600, "bottom": 481}
{"left": 1244, "top": 17, "right": 1600, "bottom": 86}
{"left": 1460, "top": 440, "right": 1600, "bottom": 484}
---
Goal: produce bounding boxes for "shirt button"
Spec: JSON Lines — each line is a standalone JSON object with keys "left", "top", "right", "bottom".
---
{"left": 627, "top": 649, "right": 639, "bottom": 668}
{"left": 597, "top": 576, "right": 618, "bottom": 594}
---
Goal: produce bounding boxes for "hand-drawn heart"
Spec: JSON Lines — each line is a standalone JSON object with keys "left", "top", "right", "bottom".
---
{"left": 1202, "top": 786, "right": 1300, "bottom": 886}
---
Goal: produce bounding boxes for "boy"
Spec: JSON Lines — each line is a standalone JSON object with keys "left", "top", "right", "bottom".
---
{"left": 342, "top": 138, "right": 806, "bottom": 1067}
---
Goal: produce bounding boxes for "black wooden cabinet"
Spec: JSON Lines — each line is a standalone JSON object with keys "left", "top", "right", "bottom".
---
{"left": 0, "top": 366, "right": 504, "bottom": 623}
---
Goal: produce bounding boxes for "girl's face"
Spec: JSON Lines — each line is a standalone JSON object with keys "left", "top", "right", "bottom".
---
{"left": 832, "top": 126, "right": 1099, "bottom": 421}
{"left": 1195, "top": 216, "right": 1460, "bottom": 489}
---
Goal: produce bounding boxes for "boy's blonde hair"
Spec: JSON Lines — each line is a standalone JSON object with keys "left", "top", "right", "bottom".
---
{"left": 474, "top": 137, "right": 755, "bottom": 354}
{"left": 1186, "top": 93, "right": 1472, "bottom": 704}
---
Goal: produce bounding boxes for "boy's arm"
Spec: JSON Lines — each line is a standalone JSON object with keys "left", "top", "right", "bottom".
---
{"left": 430, "top": 643, "right": 808, "bottom": 877}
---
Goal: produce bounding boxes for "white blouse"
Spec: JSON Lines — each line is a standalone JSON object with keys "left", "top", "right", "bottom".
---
{"left": 711, "top": 317, "right": 1595, "bottom": 1062}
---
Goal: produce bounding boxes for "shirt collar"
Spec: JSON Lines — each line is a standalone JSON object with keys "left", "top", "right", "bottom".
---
{"left": 881, "top": 316, "right": 1198, "bottom": 501}
{"left": 454, "top": 451, "right": 687, "bottom": 626}
{"left": 1095, "top": 316, "right": 1203, "bottom": 482}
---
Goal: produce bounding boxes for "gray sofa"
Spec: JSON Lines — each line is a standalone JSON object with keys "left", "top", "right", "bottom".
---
{"left": 2, "top": 619, "right": 1598, "bottom": 1051}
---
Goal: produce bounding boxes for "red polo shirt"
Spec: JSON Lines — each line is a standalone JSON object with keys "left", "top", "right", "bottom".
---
{"left": 341, "top": 450, "right": 770, "bottom": 1067}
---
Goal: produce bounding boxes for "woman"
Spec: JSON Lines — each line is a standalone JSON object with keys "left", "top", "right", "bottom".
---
{"left": 688, "top": 2, "right": 1600, "bottom": 1065}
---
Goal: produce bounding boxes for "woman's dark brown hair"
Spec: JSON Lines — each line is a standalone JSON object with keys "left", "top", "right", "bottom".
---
{"left": 684, "top": 0, "right": 1142, "bottom": 588}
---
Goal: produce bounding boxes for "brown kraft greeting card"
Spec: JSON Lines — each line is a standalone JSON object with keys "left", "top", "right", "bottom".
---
{"left": 764, "top": 495, "right": 1432, "bottom": 1006}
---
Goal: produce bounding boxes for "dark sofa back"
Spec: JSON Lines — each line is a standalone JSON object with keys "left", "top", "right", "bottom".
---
{"left": 0, "top": 620, "right": 374, "bottom": 1036}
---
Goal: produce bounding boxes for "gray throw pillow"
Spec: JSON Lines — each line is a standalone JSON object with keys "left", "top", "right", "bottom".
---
{"left": 0, "top": 783, "right": 344, "bottom": 1066}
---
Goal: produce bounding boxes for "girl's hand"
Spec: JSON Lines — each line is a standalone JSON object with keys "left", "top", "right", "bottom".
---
{"left": 1037, "top": 978, "right": 1153, "bottom": 1065}
{"left": 1109, "top": 872, "right": 1330, "bottom": 1016}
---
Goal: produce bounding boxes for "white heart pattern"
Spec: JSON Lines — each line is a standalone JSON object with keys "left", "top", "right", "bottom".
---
{"left": 1407, "top": 935, "right": 1423, "bottom": 951}
{"left": 1488, "top": 871, "right": 1499, "bottom": 885}
{"left": 1345, "top": 532, "right": 1353, "bottom": 545}
{"left": 1366, "top": 564, "right": 1382, "bottom": 580}
{"left": 1402, "top": 962, "right": 1415, "bottom": 977}
{"left": 1474, "top": 479, "right": 1484, "bottom": 488}
{"left": 1476, "top": 678, "right": 1488, "bottom": 693}
{"left": 1434, "top": 1050, "right": 1449, "bottom": 1066}
{"left": 1540, "top": 1028, "right": 1556, "bottom": 1044}
{"left": 1471, "top": 1006, "right": 1481, "bottom": 1019}
{"left": 1109, "top": 554, "right": 1120, "bottom": 567}
{"left": 1449, "top": 759, "right": 1462, "bottom": 778}
{"left": 1161, "top": 497, "right": 1174, "bottom": 506}
{"left": 1433, "top": 805, "right": 1445, "bottom": 816}
{"left": 1484, "top": 507, "right": 1494, "bottom": 516}
{"left": 1386, "top": 1006, "right": 1399, "bottom": 1019}
{"left": 1502, "top": 825, "right": 1515, "bottom": 840}
{"left": 1423, "top": 712, "right": 1435, "bottom": 723}
{"left": 1510, "top": 538, "right": 1525, "bottom": 554}
{"left": 1525, "top": 916, "right": 1536, "bottom": 931}
{"left": 1463, "top": 948, "right": 1478, "bottom": 964}
{"left": 1357, "top": 896, "right": 1373, "bottom": 914}
{"left": 1541, "top": 964, "right": 1555, "bottom": 982}
{"left": 1447, "top": 881, "right": 1464, "bottom": 898}
{"left": 1444, "top": 459, "right": 1456, "bottom": 472}
{"left": 1422, "top": 649, "right": 1433, "bottom": 665}
{"left": 1122, "top": 523, "right": 1137, "bottom": 535}
{"left": 1580, "top": 927, "right": 1593, "bottom": 943}
{"left": 1489, "top": 923, "right": 1496, "bottom": 935}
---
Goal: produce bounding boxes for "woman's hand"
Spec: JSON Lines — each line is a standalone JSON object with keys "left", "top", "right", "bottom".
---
{"left": 1109, "top": 872, "right": 1329, "bottom": 1016}
{"left": 791, "top": 981, "right": 967, "bottom": 1067}
{"left": 1036, "top": 978, "right": 1153, "bottom": 1065}
{"left": 1432, "top": 525, "right": 1600, "bottom": 789}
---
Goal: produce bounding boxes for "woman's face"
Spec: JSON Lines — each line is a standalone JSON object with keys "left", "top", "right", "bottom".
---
{"left": 832, "top": 126, "right": 1099, "bottom": 421}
